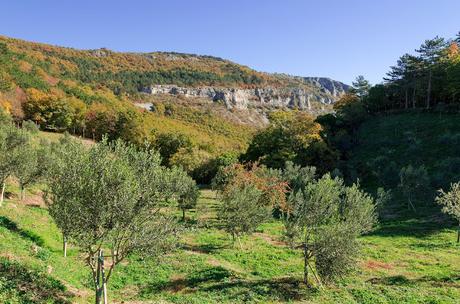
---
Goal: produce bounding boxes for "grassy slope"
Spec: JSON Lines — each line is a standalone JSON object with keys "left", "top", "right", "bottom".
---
{"left": 350, "top": 111, "right": 460, "bottom": 219}
{"left": 1, "top": 191, "right": 459, "bottom": 303}
{"left": 2, "top": 122, "right": 460, "bottom": 303}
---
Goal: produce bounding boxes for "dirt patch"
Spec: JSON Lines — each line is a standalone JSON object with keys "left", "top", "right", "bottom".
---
{"left": 363, "top": 260, "right": 393, "bottom": 270}
{"left": 253, "top": 232, "right": 286, "bottom": 246}
{"left": 65, "top": 285, "right": 90, "bottom": 300}
{"left": 22, "top": 193, "right": 45, "bottom": 208}
{"left": 167, "top": 274, "right": 187, "bottom": 292}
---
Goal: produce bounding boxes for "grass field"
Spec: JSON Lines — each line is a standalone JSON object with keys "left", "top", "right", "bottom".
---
{"left": 1, "top": 184, "right": 459, "bottom": 304}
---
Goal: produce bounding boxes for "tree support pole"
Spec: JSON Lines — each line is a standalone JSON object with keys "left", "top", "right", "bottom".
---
{"left": 100, "top": 250, "right": 108, "bottom": 304}
{"left": 95, "top": 251, "right": 102, "bottom": 304}
{"left": 63, "top": 234, "right": 67, "bottom": 257}
{"left": 0, "top": 182, "right": 5, "bottom": 206}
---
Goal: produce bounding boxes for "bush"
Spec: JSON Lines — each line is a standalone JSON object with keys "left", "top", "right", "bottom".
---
{"left": 22, "top": 120, "right": 39, "bottom": 133}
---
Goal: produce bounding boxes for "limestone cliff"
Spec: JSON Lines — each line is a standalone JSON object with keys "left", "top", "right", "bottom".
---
{"left": 142, "top": 76, "right": 348, "bottom": 113}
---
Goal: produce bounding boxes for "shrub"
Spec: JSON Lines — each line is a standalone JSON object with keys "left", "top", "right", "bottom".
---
{"left": 435, "top": 182, "right": 460, "bottom": 242}
{"left": 22, "top": 120, "right": 39, "bottom": 133}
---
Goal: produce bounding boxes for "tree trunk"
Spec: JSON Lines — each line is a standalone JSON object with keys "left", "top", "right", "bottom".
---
{"left": 405, "top": 88, "right": 408, "bottom": 109}
{"left": 408, "top": 194, "right": 416, "bottom": 212}
{"left": 457, "top": 224, "right": 460, "bottom": 243}
{"left": 426, "top": 69, "right": 432, "bottom": 109}
{"left": 303, "top": 242, "right": 309, "bottom": 285}
{"left": 20, "top": 184, "right": 25, "bottom": 201}
{"left": 0, "top": 181, "right": 5, "bottom": 206}
{"left": 412, "top": 86, "right": 417, "bottom": 109}
{"left": 63, "top": 234, "right": 67, "bottom": 257}
{"left": 182, "top": 209, "right": 185, "bottom": 222}
{"left": 95, "top": 288, "right": 102, "bottom": 304}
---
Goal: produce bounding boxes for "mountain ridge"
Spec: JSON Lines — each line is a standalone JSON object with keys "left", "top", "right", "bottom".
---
{"left": 0, "top": 35, "right": 348, "bottom": 117}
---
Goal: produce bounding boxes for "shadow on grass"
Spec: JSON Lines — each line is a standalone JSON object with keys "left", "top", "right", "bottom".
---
{"left": 0, "top": 215, "right": 45, "bottom": 246}
{"left": 0, "top": 258, "right": 73, "bottom": 303}
{"left": 180, "top": 217, "right": 198, "bottom": 226}
{"left": 181, "top": 243, "right": 224, "bottom": 254}
{"left": 368, "top": 274, "right": 460, "bottom": 287}
{"left": 143, "top": 266, "right": 312, "bottom": 301}
{"left": 368, "top": 218, "right": 453, "bottom": 238}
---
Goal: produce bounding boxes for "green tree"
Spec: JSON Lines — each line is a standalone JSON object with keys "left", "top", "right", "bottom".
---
{"left": 154, "top": 132, "right": 193, "bottom": 166}
{"left": 282, "top": 173, "right": 376, "bottom": 285}
{"left": 416, "top": 36, "right": 447, "bottom": 108}
{"left": 170, "top": 167, "right": 200, "bottom": 221}
{"left": 384, "top": 54, "right": 420, "bottom": 109}
{"left": 399, "top": 165, "right": 430, "bottom": 212}
{"left": 13, "top": 140, "right": 52, "bottom": 200}
{"left": 0, "top": 124, "right": 29, "bottom": 205}
{"left": 243, "top": 111, "right": 332, "bottom": 171}
{"left": 218, "top": 184, "right": 268, "bottom": 245}
{"left": 215, "top": 163, "right": 287, "bottom": 244}
{"left": 435, "top": 182, "right": 460, "bottom": 242}
{"left": 46, "top": 139, "right": 184, "bottom": 304}
{"left": 350, "top": 75, "right": 371, "bottom": 98}
{"left": 169, "top": 147, "right": 211, "bottom": 179}
{"left": 47, "top": 135, "right": 85, "bottom": 257}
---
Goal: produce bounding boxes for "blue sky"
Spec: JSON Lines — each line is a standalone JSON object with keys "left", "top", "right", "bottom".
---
{"left": 1, "top": 0, "right": 459, "bottom": 84}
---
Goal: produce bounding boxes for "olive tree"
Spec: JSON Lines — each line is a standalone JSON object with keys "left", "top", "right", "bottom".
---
{"left": 46, "top": 139, "right": 189, "bottom": 304}
{"left": 282, "top": 173, "right": 376, "bottom": 285}
{"left": 46, "top": 136, "right": 86, "bottom": 257}
{"left": 215, "top": 163, "right": 287, "bottom": 245}
{"left": 169, "top": 167, "right": 199, "bottom": 221}
{"left": 399, "top": 165, "right": 430, "bottom": 212}
{"left": 218, "top": 184, "right": 268, "bottom": 245}
{"left": 435, "top": 182, "right": 460, "bottom": 242}
{"left": 13, "top": 139, "right": 52, "bottom": 200}
{"left": 0, "top": 124, "right": 29, "bottom": 205}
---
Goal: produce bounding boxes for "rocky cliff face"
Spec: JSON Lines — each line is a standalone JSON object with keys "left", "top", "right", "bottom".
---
{"left": 142, "top": 79, "right": 348, "bottom": 112}
{"left": 301, "top": 77, "right": 350, "bottom": 98}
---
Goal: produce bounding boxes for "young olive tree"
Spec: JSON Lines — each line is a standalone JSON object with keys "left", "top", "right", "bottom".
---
{"left": 399, "top": 165, "right": 430, "bottom": 212}
{"left": 169, "top": 167, "right": 199, "bottom": 221}
{"left": 46, "top": 139, "right": 189, "bottom": 304}
{"left": 435, "top": 182, "right": 460, "bottom": 242}
{"left": 0, "top": 124, "right": 29, "bottom": 205}
{"left": 215, "top": 163, "right": 287, "bottom": 245}
{"left": 46, "top": 136, "right": 86, "bottom": 257}
{"left": 282, "top": 173, "right": 376, "bottom": 285}
{"left": 13, "top": 139, "right": 52, "bottom": 200}
{"left": 218, "top": 183, "right": 268, "bottom": 244}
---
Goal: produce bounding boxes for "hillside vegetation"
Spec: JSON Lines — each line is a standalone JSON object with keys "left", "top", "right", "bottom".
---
{"left": 2, "top": 31, "right": 460, "bottom": 304}
{"left": 1, "top": 185, "right": 459, "bottom": 303}
{"left": 0, "top": 35, "right": 263, "bottom": 160}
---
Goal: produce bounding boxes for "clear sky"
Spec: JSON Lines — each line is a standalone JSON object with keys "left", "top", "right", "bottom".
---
{"left": 1, "top": 0, "right": 459, "bottom": 84}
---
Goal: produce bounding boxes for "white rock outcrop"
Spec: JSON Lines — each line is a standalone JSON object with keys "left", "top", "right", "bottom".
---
{"left": 142, "top": 85, "right": 340, "bottom": 111}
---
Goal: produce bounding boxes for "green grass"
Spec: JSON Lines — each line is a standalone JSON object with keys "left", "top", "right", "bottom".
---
{"left": 1, "top": 184, "right": 460, "bottom": 303}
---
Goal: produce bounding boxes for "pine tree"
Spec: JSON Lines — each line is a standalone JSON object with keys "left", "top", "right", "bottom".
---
{"left": 350, "top": 75, "right": 371, "bottom": 98}
{"left": 416, "top": 36, "right": 447, "bottom": 108}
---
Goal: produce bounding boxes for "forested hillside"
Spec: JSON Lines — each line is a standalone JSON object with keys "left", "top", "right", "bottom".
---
{"left": 0, "top": 35, "right": 348, "bottom": 182}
